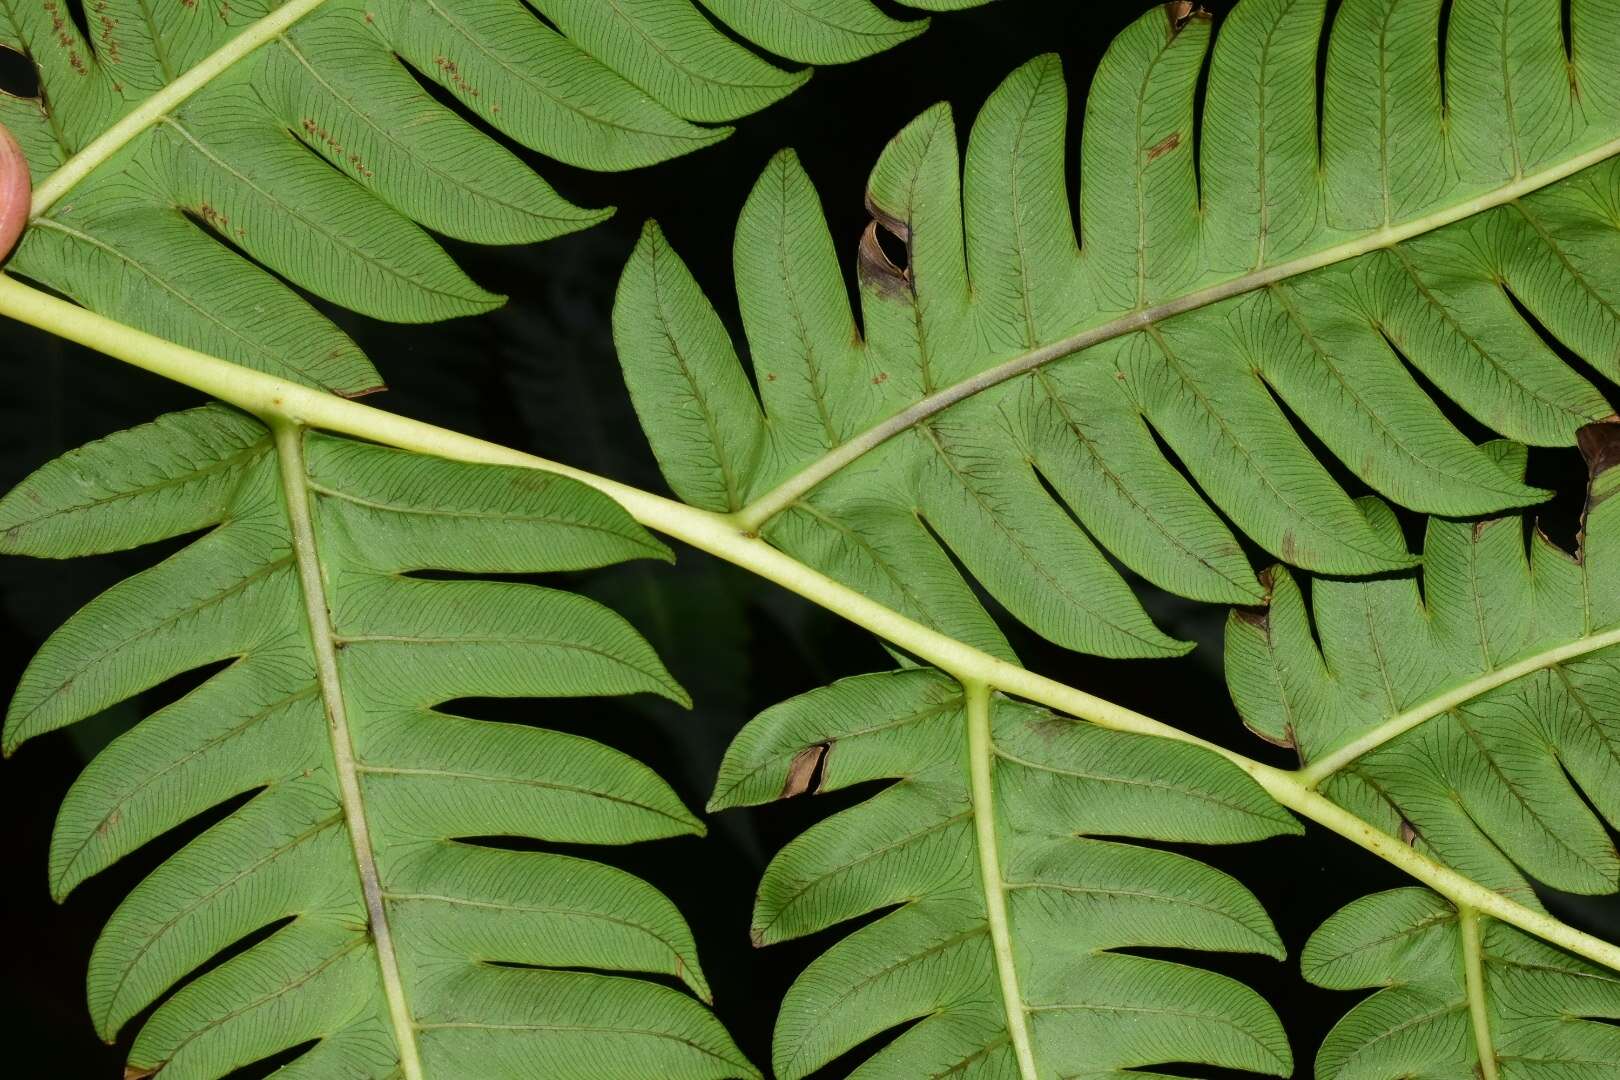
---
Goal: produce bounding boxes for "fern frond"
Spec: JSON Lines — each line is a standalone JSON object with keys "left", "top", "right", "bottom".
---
{"left": 1227, "top": 423, "right": 1620, "bottom": 904}
{"left": 0, "top": 406, "right": 756, "bottom": 1080}
{"left": 0, "top": 0, "right": 985, "bottom": 394}
{"left": 616, "top": 0, "right": 1620, "bottom": 660}
{"left": 710, "top": 667, "right": 1301, "bottom": 1078}
{"left": 1303, "top": 888, "right": 1620, "bottom": 1079}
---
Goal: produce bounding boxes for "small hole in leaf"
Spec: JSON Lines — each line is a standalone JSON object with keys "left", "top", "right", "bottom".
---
{"left": 0, "top": 46, "right": 39, "bottom": 98}
{"left": 872, "top": 221, "right": 908, "bottom": 272}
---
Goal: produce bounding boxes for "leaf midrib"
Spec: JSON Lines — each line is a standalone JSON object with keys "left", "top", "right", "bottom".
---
{"left": 273, "top": 424, "right": 424, "bottom": 1079}
{"left": 734, "top": 129, "right": 1620, "bottom": 532}
{"left": 1299, "top": 626, "right": 1620, "bottom": 784}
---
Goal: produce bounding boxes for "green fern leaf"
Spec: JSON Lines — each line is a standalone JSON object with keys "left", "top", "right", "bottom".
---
{"left": 0, "top": 0, "right": 990, "bottom": 394}
{"left": 710, "top": 667, "right": 1301, "bottom": 1078}
{"left": 0, "top": 406, "right": 758, "bottom": 1080}
{"left": 1226, "top": 422, "right": 1620, "bottom": 903}
{"left": 615, "top": 0, "right": 1620, "bottom": 660}
{"left": 1303, "top": 888, "right": 1620, "bottom": 1079}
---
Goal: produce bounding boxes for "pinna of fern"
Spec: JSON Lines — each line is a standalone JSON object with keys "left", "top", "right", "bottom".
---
{"left": 0, "top": 0, "right": 995, "bottom": 395}
{"left": 0, "top": 407, "right": 758, "bottom": 1079}
{"left": 1233, "top": 423, "right": 1620, "bottom": 1078}
{"left": 616, "top": 0, "right": 1620, "bottom": 666}
{"left": 5, "top": 0, "right": 1620, "bottom": 1077}
{"left": 707, "top": 423, "right": 1620, "bottom": 1078}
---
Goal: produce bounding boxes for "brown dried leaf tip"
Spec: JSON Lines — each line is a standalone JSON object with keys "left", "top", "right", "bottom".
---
{"left": 1577, "top": 420, "right": 1620, "bottom": 535}
{"left": 1577, "top": 419, "right": 1620, "bottom": 481}
{"left": 1231, "top": 565, "right": 1278, "bottom": 628}
{"left": 781, "top": 742, "right": 830, "bottom": 799}
{"left": 1164, "top": 1, "right": 1208, "bottom": 36}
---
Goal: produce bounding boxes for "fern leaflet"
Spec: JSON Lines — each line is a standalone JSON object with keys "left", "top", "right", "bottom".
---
{"left": 615, "top": 0, "right": 1620, "bottom": 661}
{"left": 0, "top": 406, "right": 755, "bottom": 1080}
{"left": 711, "top": 667, "right": 1300, "bottom": 1078}
{"left": 0, "top": 0, "right": 988, "bottom": 392}
{"left": 1303, "top": 888, "right": 1620, "bottom": 1079}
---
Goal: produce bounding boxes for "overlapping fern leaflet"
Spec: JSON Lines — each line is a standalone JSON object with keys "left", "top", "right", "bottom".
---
{"left": 615, "top": 0, "right": 1620, "bottom": 662}
{"left": 0, "top": 0, "right": 988, "bottom": 394}
{"left": 1228, "top": 424, "right": 1620, "bottom": 910}
{"left": 710, "top": 668, "right": 1300, "bottom": 1078}
{"left": 1302, "top": 890, "right": 1620, "bottom": 1079}
{"left": 0, "top": 406, "right": 756, "bottom": 1080}
{"left": 1223, "top": 426, "right": 1620, "bottom": 1076}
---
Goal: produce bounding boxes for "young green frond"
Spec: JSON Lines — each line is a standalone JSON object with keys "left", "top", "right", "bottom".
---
{"left": 0, "top": 0, "right": 986, "bottom": 393}
{"left": 711, "top": 668, "right": 1300, "bottom": 1078}
{"left": 615, "top": 0, "right": 1620, "bottom": 661}
{"left": 0, "top": 407, "right": 755, "bottom": 1080}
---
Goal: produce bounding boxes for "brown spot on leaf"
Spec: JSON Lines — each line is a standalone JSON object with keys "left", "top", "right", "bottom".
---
{"left": 1256, "top": 564, "right": 1277, "bottom": 599}
{"left": 1577, "top": 419, "right": 1620, "bottom": 482}
{"left": 196, "top": 202, "right": 230, "bottom": 233}
{"left": 1232, "top": 605, "right": 1269, "bottom": 631}
{"left": 872, "top": 371, "right": 888, "bottom": 385}
{"left": 858, "top": 221, "right": 910, "bottom": 299}
{"left": 781, "top": 743, "right": 829, "bottom": 799}
{"left": 1231, "top": 566, "right": 1275, "bottom": 631}
{"left": 863, "top": 192, "right": 909, "bottom": 243}
{"left": 94, "top": 2, "right": 121, "bottom": 65}
{"left": 1400, "top": 819, "right": 1421, "bottom": 846}
{"left": 1575, "top": 419, "right": 1620, "bottom": 553}
{"left": 1164, "top": 1, "right": 1207, "bottom": 36}
{"left": 434, "top": 55, "right": 477, "bottom": 97}
{"left": 1146, "top": 132, "right": 1181, "bottom": 162}
{"left": 124, "top": 1067, "right": 157, "bottom": 1080}
{"left": 42, "top": 1, "right": 87, "bottom": 74}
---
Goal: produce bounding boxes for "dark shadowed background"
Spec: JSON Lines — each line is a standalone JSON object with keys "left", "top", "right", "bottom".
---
{"left": 3, "top": 1, "right": 1618, "bottom": 1076}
